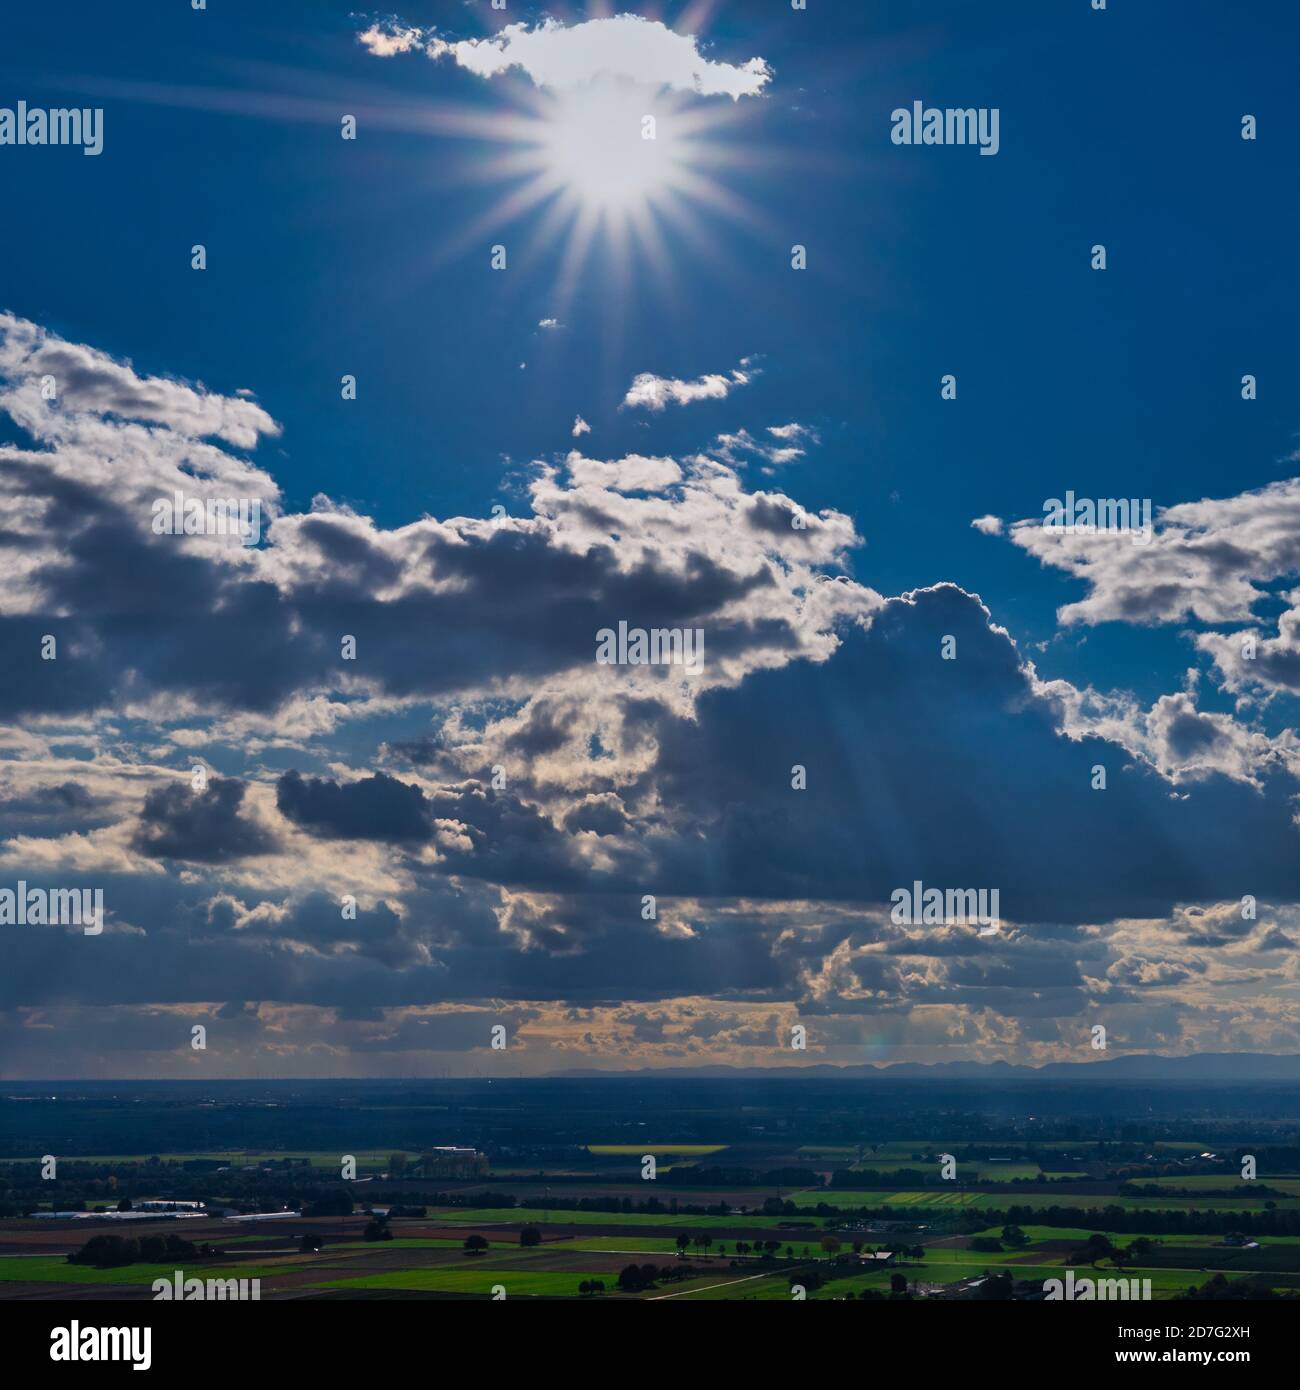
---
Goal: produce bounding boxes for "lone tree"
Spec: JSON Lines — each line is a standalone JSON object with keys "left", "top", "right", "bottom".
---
{"left": 463, "top": 1234, "right": 490, "bottom": 1256}
{"left": 519, "top": 1225, "right": 542, "bottom": 1247}
{"left": 1080, "top": 1233, "right": 1114, "bottom": 1267}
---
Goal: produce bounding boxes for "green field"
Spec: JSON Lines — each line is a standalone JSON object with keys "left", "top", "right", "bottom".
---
{"left": 663, "top": 1272, "right": 812, "bottom": 1300}
{"left": 551, "top": 1235, "right": 689, "bottom": 1253}
{"left": 878, "top": 1189, "right": 1300, "bottom": 1213}
{"left": 1139, "top": 1175, "right": 1300, "bottom": 1194}
{"left": 429, "top": 1206, "right": 792, "bottom": 1229}
{"left": 798, "top": 1141, "right": 1206, "bottom": 1162}
{"left": 586, "top": 1145, "right": 727, "bottom": 1157}
{"left": 311, "top": 1267, "right": 611, "bottom": 1296}
{"left": 0, "top": 1257, "right": 295, "bottom": 1285}
{"left": 881, "top": 1190, "right": 987, "bottom": 1208}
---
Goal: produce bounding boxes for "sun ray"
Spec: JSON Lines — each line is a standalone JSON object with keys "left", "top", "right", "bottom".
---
{"left": 405, "top": 65, "right": 773, "bottom": 307}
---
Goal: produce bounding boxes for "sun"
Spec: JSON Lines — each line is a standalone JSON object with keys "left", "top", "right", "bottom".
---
{"left": 417, "top": 66, "right": 764, "bottom": 313}
{"left": 536, "top": 78, "right": 680, "bottom": 214}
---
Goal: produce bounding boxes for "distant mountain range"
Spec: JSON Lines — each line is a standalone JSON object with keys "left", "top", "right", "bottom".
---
{"left": 554, "top": 1053, "right": 1300, "bottom": 1083}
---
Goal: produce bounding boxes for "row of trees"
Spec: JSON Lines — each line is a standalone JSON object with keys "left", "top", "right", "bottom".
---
{"left": 616, "top": 1263, "right": 696, "bottom": 1292}
{"left": 1177, "top": 1274, "right": 1295, "bottom": 1301}
{"left": 69, "top": 1233, "right": 199, "bottom": 1268}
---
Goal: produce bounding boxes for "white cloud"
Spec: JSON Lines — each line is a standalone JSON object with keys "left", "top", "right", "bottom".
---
{"left": 971, "top": 514, "right": 1004, "bottom": 536}
{"left": 997, "top": 476, "right": 1300, "bottom": 698}
{"left": 767, "top": 422, "right": 817, "bottom": 444}
{"left": 1038, "top": 674, "right": 1300, "bottom": 788}
{"left": 360, "top": 15, "right": 772, "bottom": 101}
{"left": 538, "top": 318, "right": 559, "bottom": 330}
{"left": 1007, "top": 478, "right": 1300, "bottom": 629}
{"left": 356, "top": 22, "right": 428, "bottom": 58}
{"left": 1196, "top": 590, "right": 1300, "bottom": 698}
{"left": 0, "top": 313, "right": 282, "bottom": 614}
{"left": 623, "top": 359, "right": 756, "bottom": 412}
{"left": 564, "top": 450, "right": 681, "bottom": 493}
{"left": 711, "top": 426, "right": 812, "bottom": 470}
{"left": 571, "top": 415, "right": 591, "bottom": 438}
{"left": 0, "top": 312, "right": 278, "bottom": 450}
{"left": 0, "top": 314, "right": 871, "bottom": 720}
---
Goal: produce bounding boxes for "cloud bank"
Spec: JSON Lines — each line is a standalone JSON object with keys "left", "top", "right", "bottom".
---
{"left": 4, "top": 315, "right": 1300, "bottom": 1074}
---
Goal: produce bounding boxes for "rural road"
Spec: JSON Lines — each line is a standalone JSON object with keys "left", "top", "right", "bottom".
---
{"left": 648, "top": 1273, "right": 770, "bottom": 1299}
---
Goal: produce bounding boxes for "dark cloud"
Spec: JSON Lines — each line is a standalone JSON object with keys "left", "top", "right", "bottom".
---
{"left": 132, "top": 778, "right": 274, "bottom": 863}
{"left": 561, "top": 794, "right": 629, "bottom": 837}
{"left": 276, "top": 770, "right": 432, "bottom": 844}
{"left": 0, "top": 490, "right": 792, "bottom": 722}
{"left": 640, "top": 585, "right": 1300, "bottom": 922}
{"left": 0, "top": 781, "right": 107, "bottom": 833}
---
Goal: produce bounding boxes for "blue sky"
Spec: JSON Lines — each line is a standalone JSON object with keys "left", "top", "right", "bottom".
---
{"left": 3, "top": 1, "right": 1300, "bottom": 1075}
{"left": 5, "top": 0, "right": 1297, "bottom": 688}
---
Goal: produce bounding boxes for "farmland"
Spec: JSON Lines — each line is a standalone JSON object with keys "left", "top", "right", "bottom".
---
{"left": 4, "top": 1202, "right": 1298, "bottom": 1301}
{"left": 5, "top": 1076, "right": 1300, "bottom": 1301}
